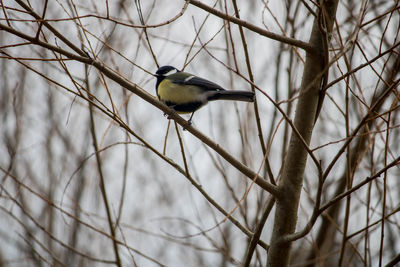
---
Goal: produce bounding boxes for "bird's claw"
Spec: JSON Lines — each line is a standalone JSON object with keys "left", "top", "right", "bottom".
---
{"left": 163, "top": 110, "right": 192, "bottom": 130}
{"left": 182, "top": 120, "right": 192, "bottom": 131}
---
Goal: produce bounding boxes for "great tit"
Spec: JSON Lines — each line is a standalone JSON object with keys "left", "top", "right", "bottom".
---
{"left": 155, "top": 65, "right": 255, "bottom": 123}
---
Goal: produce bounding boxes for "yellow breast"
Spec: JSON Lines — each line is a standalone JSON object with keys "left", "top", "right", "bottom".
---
{"left": 158, "top": 79, "right": 204, "bottom": 104}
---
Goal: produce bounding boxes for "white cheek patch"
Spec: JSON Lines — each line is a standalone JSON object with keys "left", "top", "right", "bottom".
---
{"left": 184, "top": 75, "right": 195, "bottom": 82}
{"left": 165, "top": 69, "right": 178, "bottom": 76}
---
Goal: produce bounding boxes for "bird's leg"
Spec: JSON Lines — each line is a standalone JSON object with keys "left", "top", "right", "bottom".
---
{"left": 164, "top": 106, "right": 193, "bottom": 130}
{"left": 182, "top": 112, "right": 195, "bottom": 130}
{"left": 188, "top": 112, "right": 195, "bottom": 125}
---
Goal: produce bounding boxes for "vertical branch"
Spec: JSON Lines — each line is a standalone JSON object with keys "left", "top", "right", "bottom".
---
{"left": 230, "top": 0, "right": 262, "bottom": 137}
{"left": 85, "top": 65, "right": 122, "bottom": 267}
{"left": 337, "top": 27, "right": 354, "bottom": 267}
{"left": 230, "top": 0, "right": 275, "bottom": 183}
{"left": 134, "top": 0, "right": 158, "bottom": 67}
{"left": 34, "top": 0, "right": 48, "bottom": 40}
{"left": 174, "top": 122, "right": 190, "bottom": 175}
{"left": 379, "top": 112, "right": 391, "bottom": 266}
{"left": 267, "top": 1, "right": 339, "bottom": 266}
{"left": 242, "top": 196, "right": 274, "bottom": 266}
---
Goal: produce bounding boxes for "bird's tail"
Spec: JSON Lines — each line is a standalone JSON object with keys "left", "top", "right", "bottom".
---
{"left": 209, "top": 90, "right": 255, "bottom": 102}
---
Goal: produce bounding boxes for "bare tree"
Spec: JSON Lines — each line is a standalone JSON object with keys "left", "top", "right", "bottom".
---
{"left": 0, "top": 0, "right": 399, "bottom": 266}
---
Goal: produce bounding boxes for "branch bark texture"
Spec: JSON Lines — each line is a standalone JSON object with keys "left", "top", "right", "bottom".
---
{"left": 267, "top": 1, "right": 339, "bottom": 266}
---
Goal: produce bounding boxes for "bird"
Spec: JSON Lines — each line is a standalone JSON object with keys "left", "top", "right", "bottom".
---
{"left": 154, "top": 65, "right": 255, "bottom": 124}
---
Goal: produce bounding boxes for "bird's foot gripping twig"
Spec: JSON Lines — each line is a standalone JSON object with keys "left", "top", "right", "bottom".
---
{"left": 183, "top": 120, "right": 192, "bottom": 131}
{"left": 183, "top": 112, "right": 194, "bottom": 130}
{"left": 164, "top": 110, "right": 192, "bottom": 130}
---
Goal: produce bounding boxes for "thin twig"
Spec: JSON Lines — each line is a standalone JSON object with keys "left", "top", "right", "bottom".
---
{"left": 187, "top": 0, "right": 316, "bottom": 53}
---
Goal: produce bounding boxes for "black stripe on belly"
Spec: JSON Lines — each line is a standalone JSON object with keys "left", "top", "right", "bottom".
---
{"left": 165, "top": 101, "right": 204, "bottom": 113}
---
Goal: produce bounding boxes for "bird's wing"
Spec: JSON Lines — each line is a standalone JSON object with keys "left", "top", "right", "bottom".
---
{"left": 170, "top": 73, "right": 225, "bottom": 92}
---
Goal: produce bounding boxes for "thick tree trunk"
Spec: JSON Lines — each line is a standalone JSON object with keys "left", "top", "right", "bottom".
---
{"left": 267, "top": 1, "right": 339, "bottom": 266}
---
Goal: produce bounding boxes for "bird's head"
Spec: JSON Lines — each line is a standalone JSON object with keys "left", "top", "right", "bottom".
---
{"left": 155, "top": 65, "right": 180, "bottom": 78}
{"left": 155, "top": 66, "right": 180, "bottom": 93}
